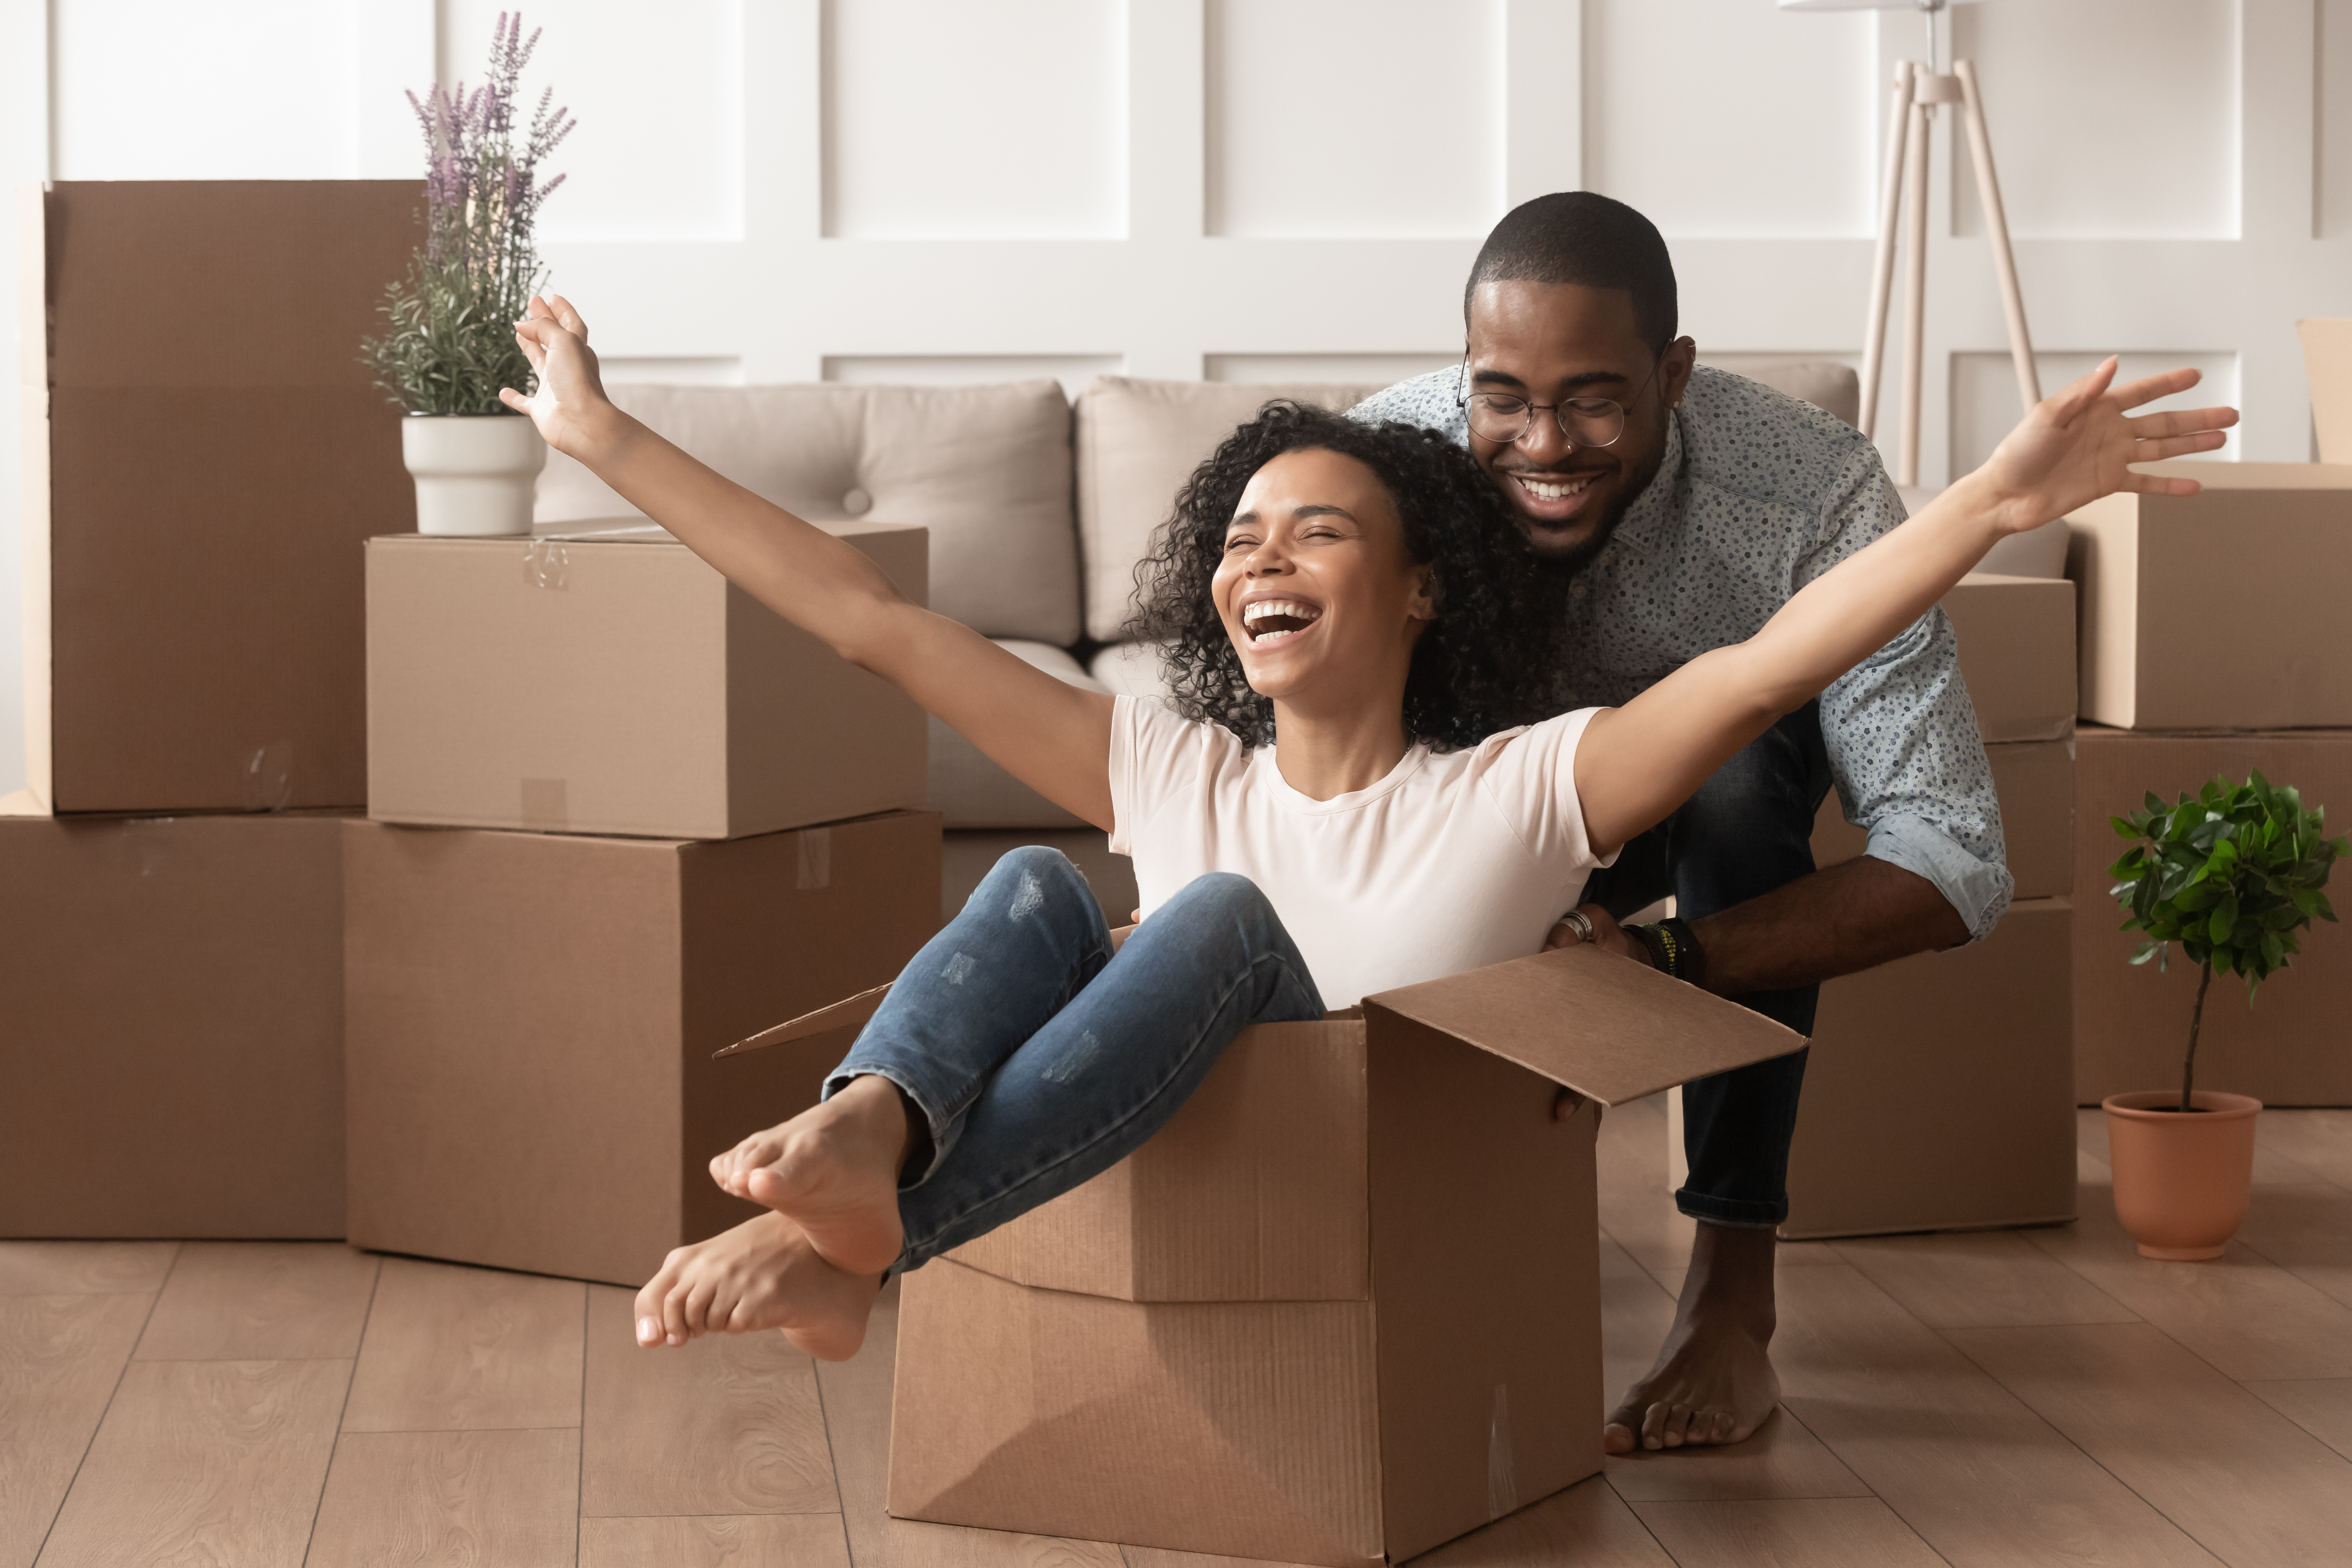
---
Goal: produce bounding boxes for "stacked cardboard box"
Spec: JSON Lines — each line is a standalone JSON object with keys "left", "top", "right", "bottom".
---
{"left": 1780, "top": 572, "right": 2081, "bottom": 1237}
{"left": 2066, "top": 462, "right": 2352, "bottom": 1107}
{"left": 349, "top": 522, "right": 944, "bottom": 1283}
{"left": 3, "top": 182, "right": 417, "bottom": 1236}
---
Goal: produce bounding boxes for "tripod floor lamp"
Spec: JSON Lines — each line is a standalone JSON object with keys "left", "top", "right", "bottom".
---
{"left": 1781, "top": 0, "right": 2040, "bottom": 486}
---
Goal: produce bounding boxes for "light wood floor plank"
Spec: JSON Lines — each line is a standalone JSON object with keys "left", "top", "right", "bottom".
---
{"left": 1628, "top": 1497, "right": 1946, "bottom": 1568}
{"left": 1772, "top": 1261, "right": 2218, "bottom": 1566}
{"left": 2232, "top": 1181, "right": 2352, "bottom": 1312}
{"left": 1830, "top": 1228, "right": 2139, "bottom": 1328}
{"left": 1945, "top": 1321, "right": 2352, "bottom": 1566}
{"left": 582, "top": 1514, "right": 853, "bottom": 1567}
{"left": 1596, "top": 1095, "right": 1698, "bottom": 1278}
{"left": 2251, "top": 1110, "right": 2352, "bottom": 1191}
{"left": 2241, "top": 1378, "right": 2352, "bottom": 1461}
{"left": 133, "top": 1242, "right": 379, "bottom": 1362}
{"left": 2026, "top": 1171, "right": 2352, "bottom": 1380}
{"left": 0, "top": 1242, "right": 177, "bottom": 1296}
{"left": 1390, "top": 1475, "right": 1675, "bottom": 1568}
{"left": 305, "top": 1427, "right": 579, "bottom": 1568}
{"left": 0, "top": 1293, "right": 152, "bottom": 1568}
{"left": 341, "top": 1256, "right": 584, "bottom": 1432}
{"left": 816, "top": 1282, "right": 1125, "bottom": 1568}
{"left": 33, "top": 1358, "right": 349, "bottom": 1568}
{"left": 580, "top": 1283, "right": 836, "bottom": 1519}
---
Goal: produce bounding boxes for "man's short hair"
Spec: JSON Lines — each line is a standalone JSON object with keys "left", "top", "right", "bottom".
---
{"left": 1463, "top": 191, "right": 1678, "bottom": 351}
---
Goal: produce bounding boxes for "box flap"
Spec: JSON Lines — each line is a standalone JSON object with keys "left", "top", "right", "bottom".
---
{"left": 1362, "top": 946, "right": 1802, "bottom": 1107}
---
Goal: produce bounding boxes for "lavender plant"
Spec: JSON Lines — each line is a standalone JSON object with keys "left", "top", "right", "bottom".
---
{"left": 362, "top": 13, "right": 575, "bottom": 415}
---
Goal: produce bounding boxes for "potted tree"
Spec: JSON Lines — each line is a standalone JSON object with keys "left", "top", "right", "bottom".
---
{"left": 363, "top": 13, "right": 574, "bottom": 536}
{"left": 2104, "top": 772, "right": 2344, "bottom": 1258}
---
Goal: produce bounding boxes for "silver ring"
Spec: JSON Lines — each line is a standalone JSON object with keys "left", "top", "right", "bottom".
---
{"left": 1559, "top": 909, "right": 1595, "bottom": 945}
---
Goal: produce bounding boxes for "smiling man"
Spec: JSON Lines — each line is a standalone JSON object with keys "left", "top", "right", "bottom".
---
{"left": 1352, "top": 191, "right": 2011, "bottom": 1456}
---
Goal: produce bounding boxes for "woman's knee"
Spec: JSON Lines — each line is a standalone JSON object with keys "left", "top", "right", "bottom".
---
{"left": 975, "top": 844, "right": 1095, "bottom": 917}
{"left": 1163, "top": 871, "right": 1277, "bottom": 923}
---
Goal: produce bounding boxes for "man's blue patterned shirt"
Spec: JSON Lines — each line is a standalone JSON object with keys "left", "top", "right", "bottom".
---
{"left": 1350, "top": 363, "right": 2013, "bottom": 939}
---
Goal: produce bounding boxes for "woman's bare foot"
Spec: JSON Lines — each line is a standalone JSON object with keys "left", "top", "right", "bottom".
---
{"left": 632, "top": 1209, "right": 882, "bottom": 1361}
{"left": 1605, "top": 1220, "right": 1781, "bottom": 1454}
{"left": 708, "top": 1075, "right": 912, "bottom": 1276}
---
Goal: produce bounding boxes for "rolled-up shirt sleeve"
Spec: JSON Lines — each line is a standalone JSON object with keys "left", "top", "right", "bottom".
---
{"left": 1802, "top": 455, "right": 2015, "bottom": 941}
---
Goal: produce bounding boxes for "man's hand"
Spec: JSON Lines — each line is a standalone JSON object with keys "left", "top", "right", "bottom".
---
{"left": 1545, "top": 903, "right": 1651, "bottom": 966}
{"left": 500, "top": 292, "right": 618, "bottom": 460}
{"left": 1976, "top": 358, "right": 2236, "bottom": 533}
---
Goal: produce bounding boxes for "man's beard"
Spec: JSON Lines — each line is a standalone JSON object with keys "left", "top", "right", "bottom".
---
{"left": 1526, "top": 505, "right": 1626, "bottom": 580}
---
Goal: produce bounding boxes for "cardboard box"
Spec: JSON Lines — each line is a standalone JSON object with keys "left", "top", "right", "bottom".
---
{"left": 1941, "top": 572, "right": 2077, "bottom": 743}
{"left": 1811, "top": 737, "right": 2074, "bottom": 901}
{"left": 2300, "top": 318, "right": 2352, "bottom": 464}
{"left": 1780, "top": 897, "right": 2075, "bottom": 1239}
{"left": 343, "top": 809, "right": 940, "bottom": 1284}
{"left": 2067, "top": 462, "right": 2352, "bottom": 730}
{"left": 19, "top": 181, "right": 422, "bottom": 813}
{"left": 365, "top": 523, "right": 929, "bottom": 839}
{"left": 734, "top": 945, "right": 1802, "bottom": 1563}
{"left": 2072, "top": 726, "right": 2352, "bottom": 1105}
{"left": 0, "top": 808, "right": 349, "bottom": 1237}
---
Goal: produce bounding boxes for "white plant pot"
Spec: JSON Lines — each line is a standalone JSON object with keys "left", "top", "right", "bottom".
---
{"left": 402, "top": 414, "right": 547, "bottom": 537}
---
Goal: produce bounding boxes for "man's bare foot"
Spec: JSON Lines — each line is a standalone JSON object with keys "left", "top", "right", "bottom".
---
{"left": 1605, "top": 1220, "right": 1781, "bottom": 1454}
{"left": 632, "top": 1209, "right": 882, "bottom": 1361}
{"left": 708, "top": 1074, "right": 912, "bottom": 1276}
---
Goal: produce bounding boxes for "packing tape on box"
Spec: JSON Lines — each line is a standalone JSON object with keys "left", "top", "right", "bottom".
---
{"left": 1487, "top": 1383, "right": 1517, "bottom": 1521}
{"left": 106, "top": 817, "right": 177, "bottom": 879}
{"left": 521, "top": 778, "right": 569, "bottom": 830}
{"left": 523, "top": 538, "right": 570, "bottom": 590}
{"left": 797, "top": 827, "right": 832, "bottom": 890}
{"left": 242, "top": 741, "right": 294, "bottom": 812}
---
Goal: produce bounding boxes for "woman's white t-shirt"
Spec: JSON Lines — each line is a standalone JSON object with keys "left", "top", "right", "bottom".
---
{"left": 1107, "top": 695, "right": 1617, "bottom": 1008}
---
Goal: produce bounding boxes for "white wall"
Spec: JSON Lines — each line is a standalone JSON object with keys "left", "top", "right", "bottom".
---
{"left": 6, "top": 0, "right": 2348, "bottom": 798}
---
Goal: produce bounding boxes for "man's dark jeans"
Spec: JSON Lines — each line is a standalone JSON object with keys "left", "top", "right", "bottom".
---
{"left": 1583, "top": 704, "right": 1835, "bottom": 1228}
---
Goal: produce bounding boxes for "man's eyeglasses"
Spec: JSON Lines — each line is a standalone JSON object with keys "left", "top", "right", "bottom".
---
{"left": 1453, "top": 356, "right": 1664, "bottom": 449}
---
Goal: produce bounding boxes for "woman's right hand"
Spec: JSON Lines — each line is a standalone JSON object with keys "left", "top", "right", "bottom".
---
{"left": 500, "top": 292, "right": 618, "bottom": 460}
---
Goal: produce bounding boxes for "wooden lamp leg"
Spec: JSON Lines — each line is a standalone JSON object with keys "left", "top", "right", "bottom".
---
{"left": 1859, "top": 62, "right": 1917, "bottom": 443}
{"left": 1955, "top": 59, "right": 2040, "bottom": 414}
{"left": 1897, "top": 96, "right": 1931, "bottom": 488}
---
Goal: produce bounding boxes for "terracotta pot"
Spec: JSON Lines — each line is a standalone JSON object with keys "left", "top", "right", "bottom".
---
{"left": 2102, "top": 1089, "right": 2262, "bottom": 1260}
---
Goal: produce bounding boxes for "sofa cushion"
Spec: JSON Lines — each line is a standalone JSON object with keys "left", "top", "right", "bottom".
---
{"left": 1723, "top": 360, "right": 1862, "bottom": 431}
{"left": 928, "top": 641, "right": 1107, "bottom": 830}
{"left": 1074, "top": 377, "right": 1386, "bottom": 643}
{"left": 537, "top": 381, "right": 1081, "bottom": 645}
{"left": 1087, "top": 642, "right": 1172, "bottom": 703}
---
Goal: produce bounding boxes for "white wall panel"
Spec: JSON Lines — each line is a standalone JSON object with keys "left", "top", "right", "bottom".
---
{"left": 824, "top": 354, "right": 1122, "bottom": 401}
{"left": 442, "top": 0, "right": 746, "bottom": 242}
{"left": 1205, "top": 0, "right": 1504, "bottom": 239}
{"left": 1206, "top": 352, "right": 1456, "bottom": 386}
{"left": 602, "top": 356, "right": 746, "bottom": 384}
{"left": 1583, "top": 0, "right": 1876, "bottom": 238}
{"left": 1949, "top": 349, "right": 2240, "bottom": 476}
{"left": 1952, "top": 0, "right": 2239, "bottom": 240}
{"left": 52, "top": 0, "right": 419, "bottom": 178}
{"left": 2324, "top": 0, "right": 2352, "bottom": 236}
{"left": 822, "top": 0, "right": 1125, "bottom": 239}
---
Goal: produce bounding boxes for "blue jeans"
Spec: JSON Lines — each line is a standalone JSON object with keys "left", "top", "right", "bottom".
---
{"left": 1583, "top": 704, "right": 1835, "bottom": 1228}
{"left": 824, "top": 846, "right": 1325, "bottom": 1274}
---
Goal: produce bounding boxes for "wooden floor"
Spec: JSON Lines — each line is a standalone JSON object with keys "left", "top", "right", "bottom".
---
{"left": 7, "top": 1102, "right": 2352, "bottom": 1567}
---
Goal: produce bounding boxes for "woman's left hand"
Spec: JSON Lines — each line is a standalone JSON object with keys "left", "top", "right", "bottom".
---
{"left": 1976, "top": 358, "right": 2238, "bottom": 532}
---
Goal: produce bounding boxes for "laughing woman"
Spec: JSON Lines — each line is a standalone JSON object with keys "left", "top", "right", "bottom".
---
{"left": 498, "top": 294, "right": 2232, "bottom": 1367}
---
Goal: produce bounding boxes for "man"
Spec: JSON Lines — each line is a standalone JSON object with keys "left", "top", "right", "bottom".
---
{"left": 1352, "top": 191, "right": 2010, "bottom": 1457}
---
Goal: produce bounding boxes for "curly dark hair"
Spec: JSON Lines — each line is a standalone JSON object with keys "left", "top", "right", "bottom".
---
{"left": 1124, "top": 401, "right": 1570, "bottom": 751}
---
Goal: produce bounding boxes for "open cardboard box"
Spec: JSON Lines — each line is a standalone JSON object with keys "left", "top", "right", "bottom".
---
{"left": 721, "top": 936, "right": 1801, "bottom": 1564}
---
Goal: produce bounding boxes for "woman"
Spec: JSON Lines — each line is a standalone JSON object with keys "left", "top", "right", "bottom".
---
{"left": 496, "top": 295, "right": 2230, "bottom": 1365}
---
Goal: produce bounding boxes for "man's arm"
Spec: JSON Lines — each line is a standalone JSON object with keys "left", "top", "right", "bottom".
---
{"left": 1557, "top": 857, "right": 1963, "bottom": 994}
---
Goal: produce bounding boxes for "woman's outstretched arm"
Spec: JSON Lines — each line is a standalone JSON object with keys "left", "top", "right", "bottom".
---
{"left": 503, "top": 295, "right": 1116, "bottom": 830}
{"left": 1572, "top": 359, "right": 2236, "bottom": 855}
